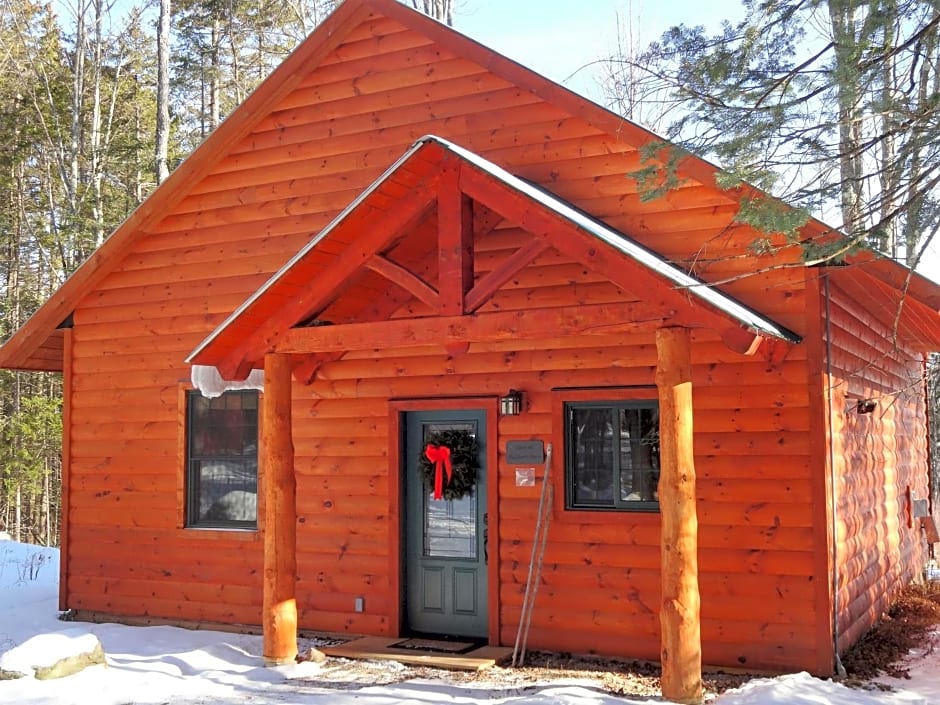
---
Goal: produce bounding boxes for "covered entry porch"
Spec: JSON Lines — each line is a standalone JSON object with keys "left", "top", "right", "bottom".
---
{"left": 188, "top": 136, "right": 799, "bottom": 703}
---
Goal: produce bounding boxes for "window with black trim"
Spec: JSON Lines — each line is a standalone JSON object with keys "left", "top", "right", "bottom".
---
{"left": 186, "top": 390, "right": 259, "bottom": 529}
{"left": 565, "top": 400, "right": 660, "bottom": 511}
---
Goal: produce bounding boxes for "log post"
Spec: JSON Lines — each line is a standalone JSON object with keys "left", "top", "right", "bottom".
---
{"left": 655, "top": 327, "right": 703, "bottom": 704}
{"left": 262, "top": 353, "right": 297, "bottom": 665}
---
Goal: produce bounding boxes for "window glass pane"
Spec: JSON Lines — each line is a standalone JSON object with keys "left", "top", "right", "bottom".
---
{"left": 193, "top": 459, "right": 258, "bottom": 523}
{"left": 571, "top": 407, "right": 614, "bottom": 505}
{"left": 422, "top": 422, "right": 477, "bottom": 559}
{"left": 618, "top": 407, "right": 660, "bottom": 503}
{"left": 565, "top": 400, "right": 660, "bottom": 511}
{"left": 187, "top": 390, "right": 258, "bottom": 528}
{"left": 425, "top": 494, "right": 477, "bottom": 558}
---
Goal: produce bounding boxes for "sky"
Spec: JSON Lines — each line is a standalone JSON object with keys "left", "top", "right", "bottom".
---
{"left": 2, "top": 539, "right": 939, "bottom": 705}
{"left": 455, "top": 0, "right": 744, "bottom": 103}
{"left": 450, "top": 0, "right": 940, "bottom": 282}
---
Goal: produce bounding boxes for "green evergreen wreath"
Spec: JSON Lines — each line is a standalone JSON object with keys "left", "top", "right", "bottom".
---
{"left": 419, "top": 429, "right": 479, "bottom": 501}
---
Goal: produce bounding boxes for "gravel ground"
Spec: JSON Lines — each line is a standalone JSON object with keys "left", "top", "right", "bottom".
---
{"left": 296, "top": 641, "right": 752, "bottom": 698}
{"left": 295, "top": 580, "right": 940, "bottom": 700}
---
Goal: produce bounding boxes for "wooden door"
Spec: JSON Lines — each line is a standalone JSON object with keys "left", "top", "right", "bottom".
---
{"left": 404, "top": 409, "right": 487, "bottom": 638}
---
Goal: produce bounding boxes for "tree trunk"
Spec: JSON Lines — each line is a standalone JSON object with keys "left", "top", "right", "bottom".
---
{"left": 210, "top": 17, "right": 221, "bottom": 131}
{"left": 413, "top": 0, "right": 454, "bottom": 26}
{"left": 14, "top": 484, "right": 22, "bottom": 543}
{"left": 829, "top": 0, "right": 864, "bottom": 238}
{"left": 156, "top": 0, "right": 171, "bottom": 184}
{"left": 90, "top": 0, "right": 105, "bottom": 248}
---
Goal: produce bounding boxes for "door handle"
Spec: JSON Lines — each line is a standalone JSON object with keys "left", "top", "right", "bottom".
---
{"left": 483, "top": 512, "right": 488, "bottom": 564}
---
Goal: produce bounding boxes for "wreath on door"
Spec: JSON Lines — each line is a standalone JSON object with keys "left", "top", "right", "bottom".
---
{"left": 419, "top": 429, "right": 479, "bottom": 501}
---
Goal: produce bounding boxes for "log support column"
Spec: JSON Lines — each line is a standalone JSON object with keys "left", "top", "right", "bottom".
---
{"left": 655, "top": 327, "right": 703, "bottom": 704}
{"left": 262, "top": 353, "right": 297, "bottom": 665}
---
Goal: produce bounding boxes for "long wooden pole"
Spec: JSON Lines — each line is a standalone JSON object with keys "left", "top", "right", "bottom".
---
{"left": 655, "top": 327, "right": 703, "bottom": 705}
{"left": 262, "top": 353, "right": 297, "bottom": 665}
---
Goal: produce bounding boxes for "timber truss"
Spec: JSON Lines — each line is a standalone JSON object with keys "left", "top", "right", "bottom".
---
{"left": 188, "top": 136, "right": 799, "bottom": 379}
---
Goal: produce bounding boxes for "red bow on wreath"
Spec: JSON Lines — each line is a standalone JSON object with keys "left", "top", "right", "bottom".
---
{"left": 424, "top": 444, "right": 453, "bottom": 500}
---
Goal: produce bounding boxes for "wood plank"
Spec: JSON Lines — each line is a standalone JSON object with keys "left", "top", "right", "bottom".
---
{"left": 276, "top": 301, "right": 680, "bottom": 356}
{"left": 213, "top": 86, "right": 568, "bottom": 177}
{"left": 365, "top": 255, "right": 439, "bottom": 309}
{"left": 437, "top": 158, "right": 474, "bottom": 315}
{"left": 466, "top": 237, "right": 549, "bottom": 312}
{"left": 320, "top": 637, "right": 511, "bottom": 671}
{"left": 247, "top": 84, "right": 539, "bottom": 155}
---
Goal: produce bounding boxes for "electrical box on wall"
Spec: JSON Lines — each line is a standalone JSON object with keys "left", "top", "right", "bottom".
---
{"left": 354, "top": 597, "right": 364, "bottom": 613}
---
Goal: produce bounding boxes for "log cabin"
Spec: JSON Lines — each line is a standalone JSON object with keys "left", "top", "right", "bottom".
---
{"left": 0, "top": 0, "right": 938, "bottom": 690}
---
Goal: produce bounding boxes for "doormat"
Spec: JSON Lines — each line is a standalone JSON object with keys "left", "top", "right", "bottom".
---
{"left": 391, "top": 638, "right": 477, "bottom": 654}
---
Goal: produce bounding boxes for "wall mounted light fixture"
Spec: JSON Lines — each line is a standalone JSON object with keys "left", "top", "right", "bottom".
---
{"left": 856, "top": 399, "right": 877, "bottom": 414}
{"left": 499, "top": 389, "right": 523, "bottom": 416}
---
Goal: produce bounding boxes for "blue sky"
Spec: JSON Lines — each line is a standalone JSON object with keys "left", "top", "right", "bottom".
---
{"left": 455, "top": 0, "right": 744, "bottom": 102}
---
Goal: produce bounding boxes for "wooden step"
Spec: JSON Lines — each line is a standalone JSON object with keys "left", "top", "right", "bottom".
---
{"left": 320, "top": 636, "right": 513, "bottom": 671}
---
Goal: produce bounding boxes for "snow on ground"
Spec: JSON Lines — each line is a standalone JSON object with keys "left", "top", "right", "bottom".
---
{"left": 1, "top": 539, "right": 938, "bottom": 704}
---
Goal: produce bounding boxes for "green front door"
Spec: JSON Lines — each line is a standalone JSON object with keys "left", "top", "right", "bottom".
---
{"left": 404, "top": 409, "right": 487, "bottom": 638}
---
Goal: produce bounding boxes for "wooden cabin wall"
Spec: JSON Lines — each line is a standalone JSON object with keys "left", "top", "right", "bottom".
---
{"left": 825, "top": 280, "right": 930, "bottom": 652}
{"left": 59, "top": 12, "right": 822, "bottom": 672}
{"left": 287, "top": 219, "right": 817, "bottom": 672}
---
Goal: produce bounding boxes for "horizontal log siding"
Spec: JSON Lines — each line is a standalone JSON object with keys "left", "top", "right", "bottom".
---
{"left": 826, "top": 281, "right": 930, "bottom": 652}
{"left": 61, "top": 15, "right": 815, "bottom": 671}
{"left": 293, "top": 334, "right": 816, "bottom": 671}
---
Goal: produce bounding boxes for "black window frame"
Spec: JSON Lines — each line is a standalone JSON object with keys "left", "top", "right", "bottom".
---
{"left": 185, "top": 389, "right": 259, "bottom": 530}
{"left": 564, "top": 399, "right": 660, "bottom": 512}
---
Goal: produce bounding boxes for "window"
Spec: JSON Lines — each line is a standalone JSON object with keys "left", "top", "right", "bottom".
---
{"left": 186, "top": 390, "right": 259, "bottom": 529}
{"left": 565, "top": 400, "right": 660, "bottom": 511}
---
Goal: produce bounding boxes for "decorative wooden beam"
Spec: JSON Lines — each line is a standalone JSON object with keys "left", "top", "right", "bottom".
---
{"left": 261, "top": 353, "right": 297, "bottom": 666}
{"left": 438, "top": 159, "right": 474, "bottom": 316}
{"left": 655, "top": 327, "right": 703, "bottom": 705}
{"left": 458, "top": 165, "right": 748, "bottom": 339}
{"left": 276, "top": 301, "right": 675, "bottom": 354}
{"left": 465, "top": 237, "right": 550, "bottom": 313}
{"left": 365, "top": 255, "right": 440, "bottom": 310}
{"left": 215, "top": 178, "right": 439, "bottom": 379}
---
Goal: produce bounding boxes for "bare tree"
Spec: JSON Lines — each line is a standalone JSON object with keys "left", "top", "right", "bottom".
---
{"left": 410, "top": 0, "right": 453, "bottom": 26}
{"left": 156, "top": 0, "right": 171, "bottom": 184}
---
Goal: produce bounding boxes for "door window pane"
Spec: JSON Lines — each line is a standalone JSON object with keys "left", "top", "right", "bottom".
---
{"left": 422, "top": 422, "right": 477, "bottom": 559}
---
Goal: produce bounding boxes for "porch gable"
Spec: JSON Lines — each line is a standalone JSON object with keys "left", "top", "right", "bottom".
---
{"left": 188, "top": 136, "right": 800, "bottom": 379}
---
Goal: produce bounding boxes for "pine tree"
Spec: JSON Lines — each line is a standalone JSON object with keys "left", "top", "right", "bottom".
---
{"left": 604, "top": 0, "right": 940, "bottom": 269}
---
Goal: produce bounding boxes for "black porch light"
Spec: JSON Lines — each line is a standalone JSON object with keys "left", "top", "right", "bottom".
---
{"left": 499, "top": 389, "right": 523, "bottom": 416}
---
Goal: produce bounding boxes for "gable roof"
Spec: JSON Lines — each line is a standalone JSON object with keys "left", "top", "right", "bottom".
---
{"left": 0, "top": 0, "right": 938, "bottom": 371}
{"left": 187, "top": 135, "right": 801, "bottom": 377}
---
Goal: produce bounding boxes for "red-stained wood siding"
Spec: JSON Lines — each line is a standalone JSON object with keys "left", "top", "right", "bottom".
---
{"left": 285, "top": 234, "right": 817, "bottom": 669}
{"left": 59, "top": 14, "right": 824, "bottom": 673}
{"left": 825, "top": 279, "right": 931, "bottom": 652}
